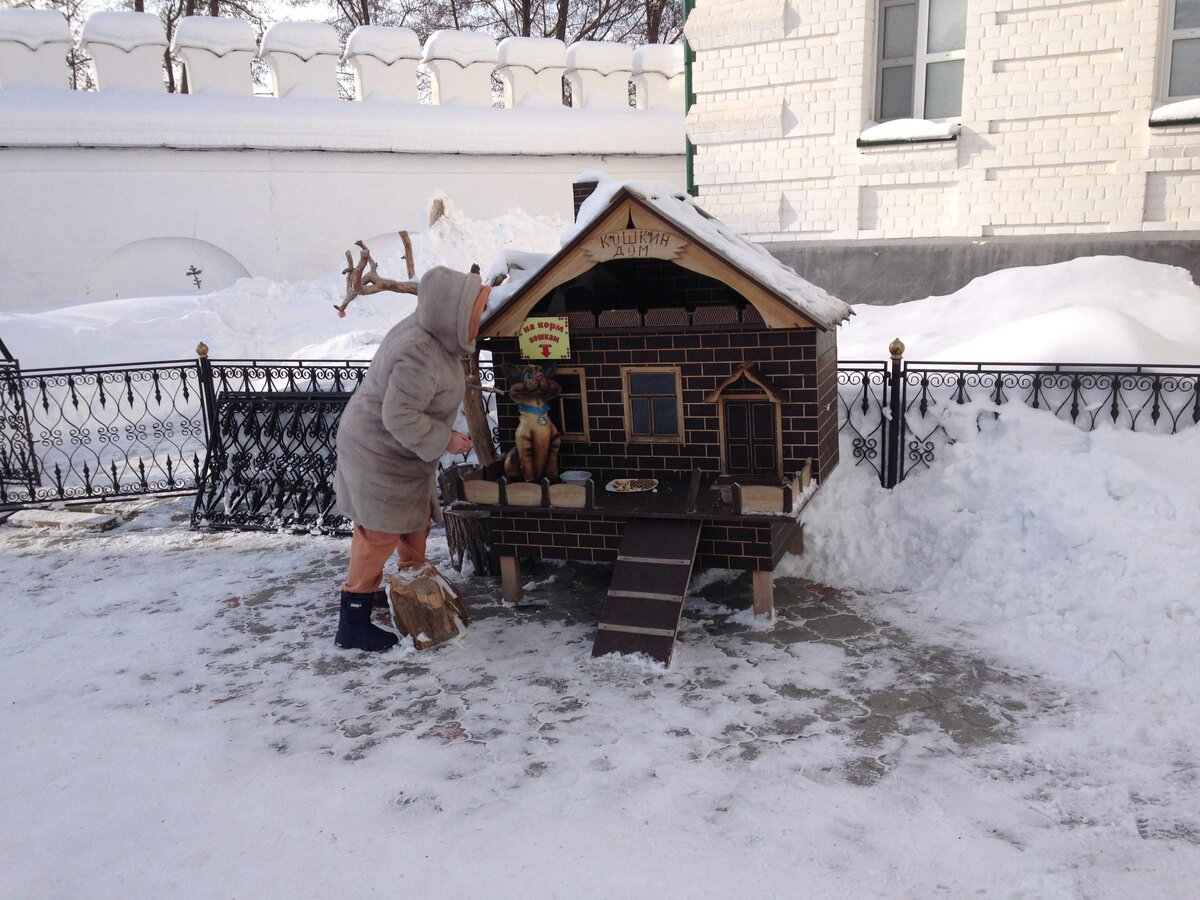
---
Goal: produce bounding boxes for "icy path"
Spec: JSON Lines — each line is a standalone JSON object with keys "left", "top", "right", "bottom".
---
{"left": 0, "top": 502, "right": 1195, "bottom": 898}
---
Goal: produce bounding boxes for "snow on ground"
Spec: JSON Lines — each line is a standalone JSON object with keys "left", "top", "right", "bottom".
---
{"left": 2, "top": 417, "right": 1198, "bottom": 896}
{"left": 839, "top": 255, "right": 1200, "bottom": 364}
{"left": 0, "top": 196, "right": 565, "bottom": 368}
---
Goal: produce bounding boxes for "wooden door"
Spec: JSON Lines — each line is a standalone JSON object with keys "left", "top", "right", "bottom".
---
{"left": 723, "top": 399, "right": 778, "bottom": 475}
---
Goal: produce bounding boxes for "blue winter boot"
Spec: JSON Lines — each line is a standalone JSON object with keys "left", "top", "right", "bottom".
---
{"left": 335, "top": 591, "right": 399, "bottom": 652}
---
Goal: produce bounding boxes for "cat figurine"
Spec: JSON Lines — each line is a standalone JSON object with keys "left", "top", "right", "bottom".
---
{"left": 500, "top": 363, "right": 563, "bottom": 483}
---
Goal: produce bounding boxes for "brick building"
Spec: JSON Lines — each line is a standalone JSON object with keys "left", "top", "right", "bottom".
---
{"left": 683, "top": 0, "right": 1200, "bottom": 303}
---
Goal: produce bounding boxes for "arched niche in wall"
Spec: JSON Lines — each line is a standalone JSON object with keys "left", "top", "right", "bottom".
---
{"left": 86, "top": 237, "right": 250, "bottom": 300}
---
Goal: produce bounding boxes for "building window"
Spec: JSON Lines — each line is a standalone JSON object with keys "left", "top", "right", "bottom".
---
{"left": 622, "top": 367, "right": 684, "bottom": 443}
{"left": 876, "top": 0, "right": 967, "bottom": 121}
{"left": 1166, "top": 0, "right": 1200, "bottom": 100}
{"left": 548, "top": 367, "right": 590, "bottom": 442}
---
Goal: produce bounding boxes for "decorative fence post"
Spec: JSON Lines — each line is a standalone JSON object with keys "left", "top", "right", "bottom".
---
{"left": 195, "top": 341, "right": 219, "bottom": 471}
{"left": 884, "top": 338, "right": 906, "bottom": 489}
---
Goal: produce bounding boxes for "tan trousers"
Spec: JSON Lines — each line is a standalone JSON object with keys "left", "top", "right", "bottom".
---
{"left": 343, "top": 524, "right": 430, "bottom": 593}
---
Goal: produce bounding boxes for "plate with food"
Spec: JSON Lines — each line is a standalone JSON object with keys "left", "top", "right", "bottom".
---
{"left": 605, "top": 477, "right": 659, "bottom": 493}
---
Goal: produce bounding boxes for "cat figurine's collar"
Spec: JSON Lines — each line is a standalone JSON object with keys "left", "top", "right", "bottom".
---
{"left": 518, "top": 402, "right": 551, "bottom": 425}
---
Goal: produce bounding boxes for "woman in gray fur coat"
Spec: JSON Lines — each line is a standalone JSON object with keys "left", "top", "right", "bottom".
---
{"left": 332, "top": 266, "right": 491, "bottom": 651}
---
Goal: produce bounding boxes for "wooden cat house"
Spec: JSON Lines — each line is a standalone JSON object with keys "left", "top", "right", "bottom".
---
{"left": 448, "top": 180, "right": 853, "bottom": 665}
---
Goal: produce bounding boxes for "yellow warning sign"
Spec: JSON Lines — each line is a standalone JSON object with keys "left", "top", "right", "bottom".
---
{"left": 518, "top": 316, "right": 570, "bottom": 360}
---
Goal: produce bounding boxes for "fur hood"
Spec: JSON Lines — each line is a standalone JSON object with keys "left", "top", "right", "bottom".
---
{"left": 416, "top": 266, "right": 482, "bottom": 357}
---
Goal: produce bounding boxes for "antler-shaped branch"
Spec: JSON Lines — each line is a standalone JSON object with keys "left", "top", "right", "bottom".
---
{"left": 335, "top": 232, "right": 417, "bottom": 317}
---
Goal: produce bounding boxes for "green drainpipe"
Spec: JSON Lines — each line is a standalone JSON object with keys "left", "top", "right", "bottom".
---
{"left": 683, "top": 0, "right": 697, "bottom": 197}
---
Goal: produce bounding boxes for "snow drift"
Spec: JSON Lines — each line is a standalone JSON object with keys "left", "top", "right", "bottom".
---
{"left": 839, "top": 255, "right": 1200, "bottom": 364}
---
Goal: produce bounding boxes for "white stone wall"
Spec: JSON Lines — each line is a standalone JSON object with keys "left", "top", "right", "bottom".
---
{"left": 686, "top": 0, "right": 1200, "bottom": 244}
{"left": 0, "top": 13, "right": 687, "bottom": 310}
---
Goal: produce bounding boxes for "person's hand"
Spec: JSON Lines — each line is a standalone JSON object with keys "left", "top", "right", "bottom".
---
{"left": 446, "top": 431, "right": 473, "bottom": 455}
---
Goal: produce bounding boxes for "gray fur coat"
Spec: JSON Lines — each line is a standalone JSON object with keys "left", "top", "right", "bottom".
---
{"left": 333, "top": 266, "right": 481, "bottom": 534}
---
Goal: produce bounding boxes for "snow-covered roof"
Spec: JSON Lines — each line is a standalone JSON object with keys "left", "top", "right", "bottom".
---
{"left": 633, "top": 44, "right": 683, "bottom": 78}
{"left": 422, "top": 29, "right": 497, "bottom": 66}
{"left": 80, "top": 12, "right": 166, "bottom": 52}
{"left": 0, "top": 87, "right": 682, "bottom": 155}
{"left": 1150, "top": 97, "right": 1200, "bottom": 125}
{"left": 344, "top": 25, "right": 421, "bottom": 65}
{"left": 486, "top": 177, "right": 853, "bottom": 331}
{"left": 566, "top": 41, "right": 633, "bottom": 75}
{"left": 172, "top": 16, "right": 258, "bottom": 56}
{"left": 260, "top": 22, "right": 340, "bottom": 60}
{"left": 0, "top": 8, "right": 71, "bottom": 50}
{"left": 496, "top": 36, "right": 566, "bottom": 71}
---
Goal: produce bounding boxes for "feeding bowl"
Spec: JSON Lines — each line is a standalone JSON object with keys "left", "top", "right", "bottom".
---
{"left": 560, "top": 470, "right": 592, "bottom": 485}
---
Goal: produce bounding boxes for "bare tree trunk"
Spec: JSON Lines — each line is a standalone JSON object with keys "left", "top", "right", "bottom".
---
{"left": 554, "top": 0, "right": 569, "bottom": 41}
{"left": 208, "top": 0, "right": 219, "bottom": 16}
{"left": 134, "top": 0, "right": 145, "bottom": 11}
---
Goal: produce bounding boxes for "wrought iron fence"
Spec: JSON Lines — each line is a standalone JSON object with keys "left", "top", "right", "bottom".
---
{"left": 0, "top": 360, "right": 206, "bottom": 507}
{"left": 1, "top": 345, "right": 1196, "bottom": 522}
{"left": 191, "top": 357, "right": 500, "bottom": 534}
{"left": 835, "top": 361, "right": 891, "bottom": 484}
{"left": 887, "top": 355, "right": 1200, "bottom": 486}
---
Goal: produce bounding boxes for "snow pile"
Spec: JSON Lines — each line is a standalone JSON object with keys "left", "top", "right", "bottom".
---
{"left": 422, "top": 29, "right": 497, "bottom": 66}
{"left": 0, "top": 199, "right": 566, "bottom": 367}
{"left": 633, "top": 44, "right": 684, "bottom": 77}
{"left": 0, "top": 86, "right": 684, "bottom": 154}
{"left": 343, "top": 25, "right": 420, "bottom": 64}
{"left": 792, "top": 403, "right": 1200, "bottom": 744}
{"left": 0, "top": 8, "right": 69, "bottom": 49}
{"left": 858, "top": 118, "right": 960, "bottom": 143}
{"left": 839, "top": 256, "right": 1200, "bottom": 364}
{"left": 496, "top": 36, "right": 565, "bottom": 70}
{"left": 1150, "top": 97, "right": 1200, "bottom": 125}
{"left": 566, "top": 41, "right": 634, "bottom": 75}
{"left": 171, "top": 16, "right": 257, "bottom": 54}
{"left": 259, "top": 22, "right": 341, "bottom": 59}
{"left": 79, "top": 12, "right": 166, "bottom": 51}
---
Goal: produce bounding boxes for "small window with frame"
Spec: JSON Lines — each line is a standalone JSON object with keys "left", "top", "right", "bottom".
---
{"left": 548, "top": 367, "right": 590, "bottom": 442}
{"left": 875, "top": 0, "right": 967, "bottom": 122}
{"left": 1165, "top": 0, "right": 1200, "bottom": 101}
{"left": 622, "top": 367, "right": 684, "bottom": 443}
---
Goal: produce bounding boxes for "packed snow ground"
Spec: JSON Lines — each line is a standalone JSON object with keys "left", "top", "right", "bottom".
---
{"left": 1, "top": 191, "right": 1198, "bottom": 894}
{"left": 2, "top": 417, "right": 1198, "bottom": 897}
{"left": 2, "top": 197, "right": 1199, "bottom": 368}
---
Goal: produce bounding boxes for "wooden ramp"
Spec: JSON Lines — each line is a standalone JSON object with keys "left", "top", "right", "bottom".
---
{"left": 592, "top": 518, "right": 702, "bottom": 666}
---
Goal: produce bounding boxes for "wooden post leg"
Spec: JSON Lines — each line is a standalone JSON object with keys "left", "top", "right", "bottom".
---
{"left": 788, "top": 524, "right": 805, "bottom": 556}
{"left": 500, "top": 555, "right": 523, "bottom": 603}
{"left": 752, "top": 570, "right": 774, "bottom": 619}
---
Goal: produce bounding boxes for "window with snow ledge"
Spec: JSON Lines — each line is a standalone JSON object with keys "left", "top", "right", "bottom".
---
{"left": 1161, "top": 0, "right": 1200, "bottom": 106}
{"left": 857, "top": 118, "right": 960, "bottom": 147}
{"left": 874, "top": 0, "right": 966, "bottom": 122}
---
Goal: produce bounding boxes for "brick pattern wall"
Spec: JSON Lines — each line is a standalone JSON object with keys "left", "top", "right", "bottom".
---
{"left": 491, "top": 508, "right": 800, "bottom": 571}
{"left": 814, "top": 326, "right": 839, "bottom": 479}
{"left": 685, "top": 0, "right": 1200, "bottom": 243}
{"left": 488, "top": 322, "right": 839, "bottom": 483}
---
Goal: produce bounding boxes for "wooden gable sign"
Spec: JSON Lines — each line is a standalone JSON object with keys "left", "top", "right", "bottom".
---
{"left": 584, "top": 228, "right": 687, "bottom": 262}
